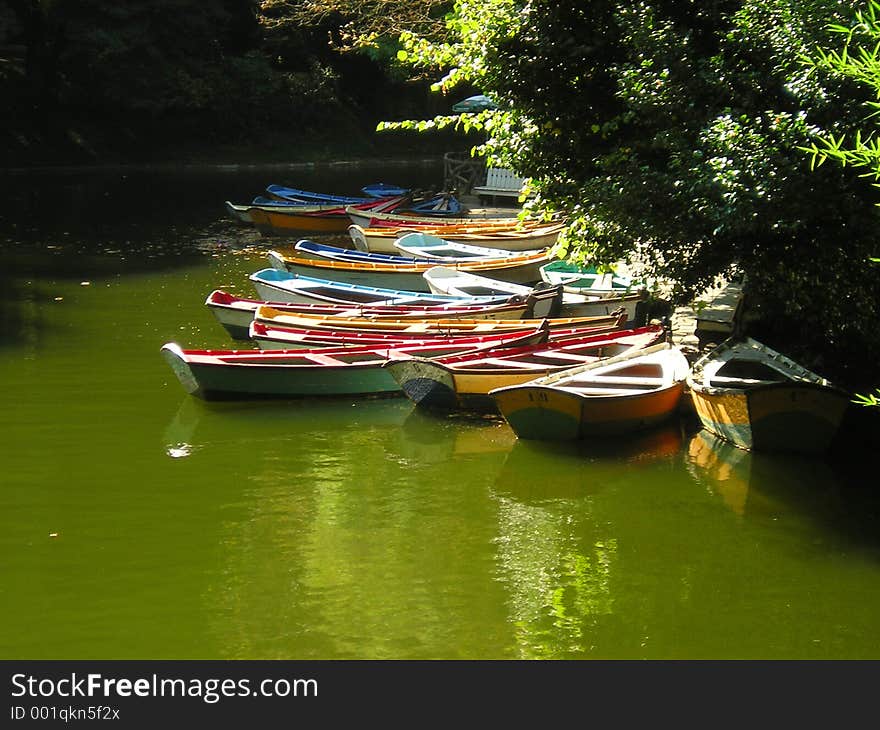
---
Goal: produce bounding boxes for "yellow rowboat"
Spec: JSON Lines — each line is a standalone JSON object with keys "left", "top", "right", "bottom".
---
{"left": 490, "top": 342, "right": 690, "bottom": 440}
{"left": 249, "top": 207, "right": 358, "bottom": 234}
{"left": 383, "top": 324, "right": 666, "bottom": 413}
{"left": 248, "top": 195, "right": 409, "bottom": 235}
{"left": 253, "top": 304, "right": 627, "bottom": 337}
{"left": 345, "top": 205, "right": 523, "bottom": 229}
{"left": 265, "top": 248, "right": 550, "bottom": 290}
{"left": 348, "top": 222, "right": 565, "bottom": 254}
{"left": 249, "top": 311, "right": 628, "bottom": 350}
{"left": 686, "top": 337, "right": 850, "bottom": 453}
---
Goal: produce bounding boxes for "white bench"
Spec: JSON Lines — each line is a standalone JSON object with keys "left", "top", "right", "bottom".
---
{"left": 695, "top": 280, "right": 744, "bottom": 335}
{"left": 472, "top": 167, "right": 525, "bottom": 203}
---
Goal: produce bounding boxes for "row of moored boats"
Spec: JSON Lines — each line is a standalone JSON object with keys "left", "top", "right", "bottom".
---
{"left": 162, "top": 182, "right": 853, "bottom": 455}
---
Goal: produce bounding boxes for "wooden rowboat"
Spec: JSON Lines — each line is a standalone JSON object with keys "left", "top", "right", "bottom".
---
{"left": 539, "top": 260, "right": 644, "bottom": 294}
{"left": 248, "top": 319, "right": 558, "bottom": 350}
{"left": 291, "top": 240, "right": 426, "bottom": 264}
{"left": 383, "top": 324, "right": 666, "bottom": 413}
{"left": 251, "top": 305, "right": 627, "bottom": 349}
{"left": 393, "top": 232, "right": 544, "bottom": 260}
{"left": 266, "top": 183, "right": 408, "bottom": 204}
{"left": 205, "top": 289, "right": 543, "bottom": 340}
{"left": 252, "top": 192, "right": 462, "bottom": 234}
{"left": 248, "top": 268, "right": 563, "bottom": 313}
{"left": 160, "top": 327, "right": 545, "bottom": 400}
{"left": 293, "top": 239, "right": 546, "bottom": 265}
{"left": 424, "top": 265, "right": 647, "bottom": 323}
{"left": 254, "top": 303, "right": 626, "bottom": 333}
{"left": 249, "top": 195, "right": 410, "bottom": 235}
{"left": 345, "top": 205, "right": 521, "bottom": 229}
{"left": 225, "top": 199, "right": 347, "bottom": 225}
{"left": 347, "top": 222, "right": 565, "bottom": 254}
{"left": 686, "top": 337, "right": 851, "bottom": 453}
{"left": 265, "top": 247, "right": 549, "bottom": 289}
{"left": 490, "top": 343, "right": 690, "bottom": 440}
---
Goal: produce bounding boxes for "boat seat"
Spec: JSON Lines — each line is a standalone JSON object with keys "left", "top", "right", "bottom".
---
{"left": 563, "top": 386, "right": 660, "bottom": 395}
{"left": 302, "top": 353, "right": 346, "bottom": 366}
{"left": 530, "top": 351, "right": 602, "bottom": 363}
{"left": 478, "top": 358, "right": 550, "bottom": 369}
{"left": 707, "top": 376, "right": 782, "bottom": 386}
{"left": 472, "top": 167, "right": 525, "bottom": 201}
{"left": 570, "top": 375, "right": 665, "bottom": 386}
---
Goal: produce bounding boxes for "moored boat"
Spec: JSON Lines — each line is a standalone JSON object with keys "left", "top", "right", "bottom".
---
{"left": 250, "top": 305, "right": 626, "bottom": 350}
{"left": 249, "top": 194, "right": 409, "bottom": 235}
{"left": 160, "top": 327, "right": 544, "bottom": 400}
{"left": 539, "top": 259, "right": 644, "bottom": 295}
{"left": 205, "top": 289, "right": 544, "bottom": 340}
{"left": 685, "top": 337, "right": 851, "bottom": 453}
{"left": 384, "top": 324, "right": 666, "bottom": 413}
{"left": 423, "top": 265, "right": 647, "bottom": 322}
{"left": 291, "top": 240, "right": 426, "bottom": 264}
{"left": 248, "top": 319, "right": 555, "bottom": 350}
{"left": 393, "top": 231, "right": 543, "bottom": 260}
{"left": 345, "top": 204, "right": 520, "bottom": 229}
{"left": 293, "top": 239, "right": 546, "bottom": 266}
{"left": 265, "top": 183, "right": 408, "bottom": 204}
{"left": 347, "top": 221, "right": 565, "bottom": 254}
{"left": 247, "top": 268, "right": 562, "bottom": 312}
{"left": 490, "top": 342, "right": 691, "bottom": 440}
{"left": 224, "top": 199, "right": 348, "bottom": 225}
{"left": 266, "top": 247, "right": 549, "bottom": 289}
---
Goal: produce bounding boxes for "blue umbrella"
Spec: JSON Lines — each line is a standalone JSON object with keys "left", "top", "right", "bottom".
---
{"left": 452, "top": 94, "right": 498, "bottom": 113}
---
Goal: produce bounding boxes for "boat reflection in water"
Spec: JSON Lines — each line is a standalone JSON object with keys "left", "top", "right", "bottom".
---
{"left": 396, "top": 406, "right": 517, "bottom": 466}
{"left": 495, "top": 420, "right": 687, "bottom": 504}
{"left": 488, "top": 421, "right": 687, "bottom": 659}
{"left": 685, "top": 428, "right": 848, "bottom": 523}
{"left": 163, "top": 394, "right": 415, "bottom": 459}
{"left": 686, "top": 429, "right": 753, "bottom": 517}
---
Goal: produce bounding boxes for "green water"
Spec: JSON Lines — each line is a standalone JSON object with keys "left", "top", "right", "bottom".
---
{"left": 2, "top": 163, "right": 880, "bottom": 660}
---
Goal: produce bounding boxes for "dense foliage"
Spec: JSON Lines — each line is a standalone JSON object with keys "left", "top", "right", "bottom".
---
{"left": 3, "top": 0, "right": 879, "bottom": 389}
{"left": 803, "top": 0, "right": 880, "bottom": 403}
{"left": 0, "top": 0, "right": 449, "bottom": 163}
{"left": 386, "top": 0, "right": 880, "bottom": 390}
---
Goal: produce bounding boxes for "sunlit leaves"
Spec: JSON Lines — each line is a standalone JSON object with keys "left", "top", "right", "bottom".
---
{"left": 372, "top": 0, "right": 880, "bottom": 391}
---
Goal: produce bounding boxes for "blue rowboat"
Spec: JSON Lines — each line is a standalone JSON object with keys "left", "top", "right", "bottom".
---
{"left": 265, "top": 183, "right": 408, "bottom": 204}
{"left": 292, "top": 240, "right": 428, "bottom": 265}
{"left": 265, "top": 247, "right": 551, "bottom": 290}
{"left": 248, "top": 268, "right": 564, "bottom": 315}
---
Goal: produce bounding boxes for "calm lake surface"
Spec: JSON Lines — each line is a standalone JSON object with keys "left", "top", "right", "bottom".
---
{"left": 2, "top": 160, "right": 880, "bottom": 660}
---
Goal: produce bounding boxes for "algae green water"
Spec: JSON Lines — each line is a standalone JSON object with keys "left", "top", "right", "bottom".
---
{"left": 2, "top": 162, "right": 880, "bottom": 660}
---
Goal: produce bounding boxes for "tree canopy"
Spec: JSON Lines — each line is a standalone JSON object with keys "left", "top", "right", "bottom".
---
{"left": 386, "top": 0, "right": 880, "bottom": 389}
{"left": 3, "top": 0, "right": 880, "bottom": 388}
{"left": 0, "top": 0, "right": 450, "bottom": 162}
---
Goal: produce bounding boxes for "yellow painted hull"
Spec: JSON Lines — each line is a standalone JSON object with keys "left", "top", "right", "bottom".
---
{"left": 250, "top": 207, "right": 351, "bottom": 234}
{"left": 387, "top": 360, "right": 566, "bottom": 412}
{"left": 256, "top": 306, "right": 623, "bottom": 335}
{"left": 273, "top": 249, "right": 548, "bottom": 286}
{"left": 493, "top": 383, "right": 685, "bottom": 440}
{"left": 353, "top": 224, "right": 564, "bottom": 254}
{"left": 688, "top": 382, "right": 849, "bottom": 453}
